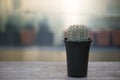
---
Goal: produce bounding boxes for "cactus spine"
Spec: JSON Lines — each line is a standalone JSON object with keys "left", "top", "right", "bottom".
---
{"left": 66, "top": 25, "right": 89, "bottom": 41}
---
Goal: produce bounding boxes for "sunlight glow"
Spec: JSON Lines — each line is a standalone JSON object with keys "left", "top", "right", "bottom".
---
{"left": 62, "top": 0, "right": 79, "bottom": 13}
{"left": 62, "top": 0, "right": 91, "bottom": 28}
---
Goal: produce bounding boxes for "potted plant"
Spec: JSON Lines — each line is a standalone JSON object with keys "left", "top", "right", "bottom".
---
{"left": 112, "top": 30, "right": 120, "bottom": 47}
{"left": 96, "top": 30, "right": 111, "bottom": 47}
{"left": 64, "top": 25, "right": 92, "bottom": 77}
{"left": 20, "top": 23, "right": 35, "bottom": 46}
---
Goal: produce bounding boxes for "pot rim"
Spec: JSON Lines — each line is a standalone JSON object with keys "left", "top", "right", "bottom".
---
{"left": 64, "top": 38, "right": 92, "bottom": 42}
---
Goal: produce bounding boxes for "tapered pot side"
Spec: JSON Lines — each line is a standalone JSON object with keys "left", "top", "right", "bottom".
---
{"left": 64, "top": 38, "right": 92, "bottom": 77}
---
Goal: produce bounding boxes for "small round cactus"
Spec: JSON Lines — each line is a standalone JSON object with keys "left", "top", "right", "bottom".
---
{"left": 66, "top": 25, "right": 89, "bottom": 41}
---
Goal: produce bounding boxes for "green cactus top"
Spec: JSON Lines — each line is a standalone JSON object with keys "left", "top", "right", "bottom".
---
{"left": 66, "top": 25, "right": 89, "bottom": 41}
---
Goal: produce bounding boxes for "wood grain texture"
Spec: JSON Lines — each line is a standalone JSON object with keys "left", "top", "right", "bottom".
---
{"left": 0, "top": 62, "right": 120, "bottom": 80}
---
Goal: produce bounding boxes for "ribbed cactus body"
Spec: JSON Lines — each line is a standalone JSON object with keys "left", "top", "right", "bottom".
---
{"left": 66, "top": 25, "right": 89, "bottom": 41}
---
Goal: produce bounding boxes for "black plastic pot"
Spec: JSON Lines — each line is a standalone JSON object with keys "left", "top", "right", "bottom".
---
{"left": 64, "top": 38, "right": 92, "bottom": 77}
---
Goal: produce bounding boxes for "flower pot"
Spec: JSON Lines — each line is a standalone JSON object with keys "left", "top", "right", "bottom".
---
{"left": 112, "top": 30, "right": 120, "bottom": 47}
{"left": 20, "top": 29, "right": 35, "bottom": 46}
{"left": 96, "top": 31, "right": 110, "bottom": 47}
{"left": 64, "top": 38, "right": 92, "bottom": 77}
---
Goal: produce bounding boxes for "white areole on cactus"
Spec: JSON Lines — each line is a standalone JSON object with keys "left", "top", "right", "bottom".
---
{"left": 66, "top": 25, "right": 89, "bottom": 41}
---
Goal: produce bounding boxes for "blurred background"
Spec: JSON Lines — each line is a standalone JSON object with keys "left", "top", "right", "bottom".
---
{"left": 0, "top": 0, "right": 120, "bottom": 61}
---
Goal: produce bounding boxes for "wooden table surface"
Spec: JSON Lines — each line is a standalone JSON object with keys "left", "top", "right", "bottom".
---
{"left": 0, "top": 62, "right": 120, "bottom": 80}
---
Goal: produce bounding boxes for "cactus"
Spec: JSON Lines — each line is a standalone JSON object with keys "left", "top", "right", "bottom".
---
{"left": 66, "top": 25, "right": 89, "bottom": 41}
